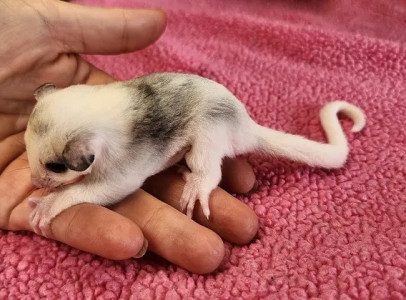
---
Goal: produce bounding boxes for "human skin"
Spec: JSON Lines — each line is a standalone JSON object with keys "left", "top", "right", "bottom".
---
{"left": 0, "top": 0, "right": 258, "bottom": 273}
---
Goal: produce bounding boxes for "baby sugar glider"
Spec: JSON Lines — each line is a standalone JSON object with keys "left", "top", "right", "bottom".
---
{"left": 25, "top": 73, "right": 366, "bottom": 236}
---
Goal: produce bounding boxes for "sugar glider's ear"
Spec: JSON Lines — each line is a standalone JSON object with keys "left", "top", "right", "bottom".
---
{"left": 34, "top": 83, "right": 56, "bottom": 101}
{"left": 62, "top": 133, "right": 96, "bottom": 172}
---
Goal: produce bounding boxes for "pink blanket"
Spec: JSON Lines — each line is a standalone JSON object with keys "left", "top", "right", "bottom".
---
{"left": 2, "top": 0, "right": 406, "bottom": 298}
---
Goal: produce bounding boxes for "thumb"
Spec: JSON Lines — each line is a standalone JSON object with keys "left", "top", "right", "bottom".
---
{"left": 46, "top": 1, "right": 166, "bottom": 54}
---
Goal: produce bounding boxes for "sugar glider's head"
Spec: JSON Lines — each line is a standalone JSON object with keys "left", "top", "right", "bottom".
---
{"left": 25, "top": 83, "right": 99, "bottom": 188}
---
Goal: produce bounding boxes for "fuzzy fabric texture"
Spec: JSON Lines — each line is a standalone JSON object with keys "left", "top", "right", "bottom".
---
{"left": 1, "top": 0, "right": 406, "bottom": 299}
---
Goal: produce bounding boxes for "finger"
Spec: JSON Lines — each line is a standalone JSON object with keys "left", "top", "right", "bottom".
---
{"left": 1, "top": 154, "right": 146, "bottom": 259}
{"left": 85, "top": 65, "right": 116, "bottom": 85}
{"left": 0, "top": 98, "right": 35, "bottom": 115}
{"left": 24, "top": 54, "right": 114, "bottom": 92}
{"left": 10, "top": 197, "right": 147, "bottom": 260}
{"left": 63, "top": 58, "right": 120, "bottom": 86}
{"left": 49, "top": 2, "right": 166, "bottom": 54}
{"left": 220, "top": 157, "right": 257, "bottom": 194}
{"left": 0, "top": 152, "right": 33, "bottom": 230}
{"left": 113, "top": 190, "right": 225, "bottom": 274}
{"left": 143, "top": 167, "right": 259, "bottom": 245}
{"left": 36, "top": 55, "right": 118, "bottom": 89}
{"left": 62, "top": 57, "right": 115, "bottom": 87}
{"left": 0, "top": 114, "right": 29, "bottom": 140}
{"left": 0, "top": 132, "right": 26, "bottom": 173}
{"left": 52, "top": 203, "right": 146, "bottom": 260}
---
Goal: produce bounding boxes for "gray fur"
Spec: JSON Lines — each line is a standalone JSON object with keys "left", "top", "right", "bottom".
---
{"left": 28, "top": 107, "right": 50, "bottom": 135}
{"left": 205, "top": 98, "right": 239, "bottom": 123}
{"left": 121, "top": 73, "right": 240, "bottom": 151}
{"left": 122, "top": 74, "right": 197, "bottom": 149}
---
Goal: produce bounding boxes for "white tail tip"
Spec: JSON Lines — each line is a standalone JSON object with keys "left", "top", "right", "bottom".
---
{"left": 320, "top": 100, "right": 366, "bottom": 133}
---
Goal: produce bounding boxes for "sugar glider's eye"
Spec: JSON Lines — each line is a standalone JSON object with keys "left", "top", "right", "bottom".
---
{"left": 45, "top": 162, "right": 67, "bottom": 173}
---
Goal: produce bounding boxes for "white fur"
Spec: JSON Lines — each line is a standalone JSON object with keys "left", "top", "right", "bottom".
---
{"left": 25, "top": 74, "right": 366, "bottom": 236}
{"left": 251, "top": 101, "right": 365, "bottom": 169}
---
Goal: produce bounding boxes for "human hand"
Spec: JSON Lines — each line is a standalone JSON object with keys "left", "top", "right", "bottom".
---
{"left": 0, "top": 0, "right": 258, "bottom": 273}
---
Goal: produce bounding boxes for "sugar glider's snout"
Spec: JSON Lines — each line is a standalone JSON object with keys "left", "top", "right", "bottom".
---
{"left": 31, "top": 159, "right": 90, "bottom": 189}
{"left": 35, "top": 141, "right": 95, "bottom": 188}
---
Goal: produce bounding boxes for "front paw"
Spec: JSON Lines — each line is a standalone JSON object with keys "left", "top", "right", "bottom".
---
{"left": 28, "top": 195, "right": 56, "bottom": 238}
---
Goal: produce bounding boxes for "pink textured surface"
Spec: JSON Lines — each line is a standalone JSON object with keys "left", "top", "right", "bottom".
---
{"left": 2, "top": 0, "right": 406, "bottom": 298}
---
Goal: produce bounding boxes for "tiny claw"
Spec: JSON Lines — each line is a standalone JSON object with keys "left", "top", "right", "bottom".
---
{"left": 202, "top": 208, "right": 210, "bottom": 220}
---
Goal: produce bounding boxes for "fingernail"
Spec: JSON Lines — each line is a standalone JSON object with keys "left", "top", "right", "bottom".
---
{"left": 133, "top": 239, "right": 148, "bottom": 258}
{"left": 247, "top": 180, "right": 259, "bottom": 195}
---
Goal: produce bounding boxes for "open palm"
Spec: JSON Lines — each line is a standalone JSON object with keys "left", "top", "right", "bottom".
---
{"left": 0, "top": 0, "right": 258, "bottom": 274}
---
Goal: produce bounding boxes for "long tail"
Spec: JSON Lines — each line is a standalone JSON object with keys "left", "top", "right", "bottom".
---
{"left": 252, "top": 101, "right": 366, "bottom": 168}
